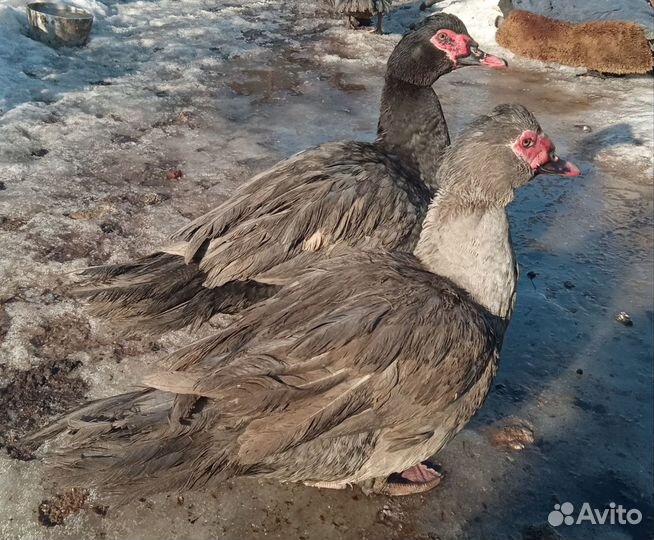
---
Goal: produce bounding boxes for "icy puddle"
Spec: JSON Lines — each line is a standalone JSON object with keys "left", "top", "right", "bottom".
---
{"left": 0, "top": 0, "right": 652, "bottom": 538}
{"left": 404, "top": 67, "right": 654, "bottom": 540}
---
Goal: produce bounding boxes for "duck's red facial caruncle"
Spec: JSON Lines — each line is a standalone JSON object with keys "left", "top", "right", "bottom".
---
{"left": 430, "top": 30, "right": 507, "bottom": 69}
{"left": 512, "top": 130, "right": 581, "bottom": 177}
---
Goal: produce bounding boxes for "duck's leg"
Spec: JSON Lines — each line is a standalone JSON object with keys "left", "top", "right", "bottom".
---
{"left": 373, "top": 13, "right": 383, "bottom": 34}
{"left": 360, "top": 462, "right": 443, "bottom": 496}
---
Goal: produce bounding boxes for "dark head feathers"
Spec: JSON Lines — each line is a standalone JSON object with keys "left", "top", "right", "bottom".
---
{"left": 386, "top": 14, "right": 470, "bottom": 86}
{"left": 411, "top": 13, "right": 469, "bottom": 37}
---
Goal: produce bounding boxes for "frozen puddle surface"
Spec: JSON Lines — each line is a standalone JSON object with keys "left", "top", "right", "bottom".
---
{"left": 0, "top": 1, "right": 652, "bottom": 539}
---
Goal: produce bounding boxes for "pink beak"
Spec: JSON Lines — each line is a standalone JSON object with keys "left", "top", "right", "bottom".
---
{"left": 480, "top": 53, "right": 509, "bottom": 69}
{"left": 459, "top": 44, "right": 508, "bottom": 69}
{"left": 537, "top": 155, "right": 581, "bottom": 177}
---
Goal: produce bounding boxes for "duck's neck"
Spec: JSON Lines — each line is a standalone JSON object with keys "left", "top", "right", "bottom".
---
{"left": 415, "top": 194, "right": 517, "bottom": 330}
{"left": 377, "top": 76, "right": 449, "bottom": 190}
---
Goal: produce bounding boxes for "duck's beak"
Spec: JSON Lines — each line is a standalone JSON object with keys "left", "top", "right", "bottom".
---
{"left": 536, "top": 154, "right": 581, "bottom": 177}
{"left": 459, "top": 44, "right": 508, "bottom": 68}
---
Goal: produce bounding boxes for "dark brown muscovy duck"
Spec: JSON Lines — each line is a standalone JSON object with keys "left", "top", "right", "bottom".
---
{"left": 79, "top": 14, "right": 506, "bottom": 333}
{"left": 332, "top": 0, "right": 391, "bottom": 34}
{"left": 24, "top": 105, "right": 579, "bottom": 498}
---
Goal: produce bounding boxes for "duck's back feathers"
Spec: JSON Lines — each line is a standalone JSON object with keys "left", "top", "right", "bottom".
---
{"left": 27, "top": 250, "right": 499, "bottom": 498}
{"left": 173, "top": 143, "right": 428, "bottom": 284}
{"left": 78, "top": 142, "right": 430, "bottom": 332}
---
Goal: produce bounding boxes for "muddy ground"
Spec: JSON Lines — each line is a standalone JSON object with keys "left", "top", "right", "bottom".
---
{"left": 0, "top": 0, "right": 652, "bottom": 539}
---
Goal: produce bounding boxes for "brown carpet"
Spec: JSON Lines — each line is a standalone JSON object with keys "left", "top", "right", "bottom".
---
{"left": 496, "top": 10, "right": 653, "bottom": 75}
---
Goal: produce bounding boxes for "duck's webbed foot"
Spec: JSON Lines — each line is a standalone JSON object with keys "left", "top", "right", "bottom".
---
{"left": 360, "top": 461, "right": 444, "bottom": 496}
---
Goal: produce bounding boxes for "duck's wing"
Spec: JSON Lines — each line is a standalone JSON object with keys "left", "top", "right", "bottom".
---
{"left": 36, "top": 251, "right": 498, "bottom": 497}
{"left": 142, "top": 251, "right": 500, "bottom": 475}
{"left": 78, "top": 142, "right": 429, "bottom": 332}
{"left": 170, "top": 141, "right": 428, "bottom": 286}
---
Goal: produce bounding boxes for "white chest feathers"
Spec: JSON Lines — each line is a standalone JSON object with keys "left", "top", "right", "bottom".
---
{"left": 415, "top": 207, "right": 517, "bottom": 322}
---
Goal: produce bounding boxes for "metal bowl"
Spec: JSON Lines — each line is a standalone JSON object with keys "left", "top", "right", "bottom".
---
{"left": 27, "top": 2, "right": 93, "bottom": 47}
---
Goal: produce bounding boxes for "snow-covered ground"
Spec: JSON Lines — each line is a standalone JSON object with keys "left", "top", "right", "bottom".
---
{"left": 0, "top": 0, "right": 652, "bottom": 539}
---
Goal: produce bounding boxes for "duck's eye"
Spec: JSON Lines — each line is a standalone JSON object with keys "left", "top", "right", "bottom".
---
{"left": 522, "top": 138, "right": 534, "bottom": 148}
{"left": 436, "top": 31, "right": 450, "bottom": 43}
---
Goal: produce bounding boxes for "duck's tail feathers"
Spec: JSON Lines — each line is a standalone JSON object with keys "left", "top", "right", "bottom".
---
{"left": 21, "top": 389, "right": 237, "bottom": 501}
{"left": 76, "top": 252, "right": 278, "bottom": 333}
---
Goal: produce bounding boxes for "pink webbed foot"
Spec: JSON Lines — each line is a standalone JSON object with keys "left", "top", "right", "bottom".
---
{"left": 380, "top": 461, "right": 443, "bottom": 496}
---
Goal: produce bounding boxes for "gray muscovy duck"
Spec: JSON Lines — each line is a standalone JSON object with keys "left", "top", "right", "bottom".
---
{"left": 24, "top": 105, "right": 579, "bottom": 498}
{"left": 79, "top": 14, "right": 506, "bottom": 333}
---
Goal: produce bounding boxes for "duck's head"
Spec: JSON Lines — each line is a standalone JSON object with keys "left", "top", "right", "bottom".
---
{"left": 503, "top": 106, "right": 581, "bottom": 183}
{"left": 387, "top": 14, "right": 507, "bottom": 86}
{"left": 437, "top": 104, "right": 581, "bottom": 209}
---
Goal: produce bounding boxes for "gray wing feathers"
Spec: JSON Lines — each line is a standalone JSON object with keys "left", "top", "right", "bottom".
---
{"left": 175, "top": 143, "right": 427, "bottom": 288}
{"left": 76, "top": 253, "right": 277, "bottom": 332}
{"left": 29, "top": 251, "right": 498, "bottom": 496}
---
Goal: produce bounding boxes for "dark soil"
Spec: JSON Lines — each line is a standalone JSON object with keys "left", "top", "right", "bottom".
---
{"left": 27, "top": 313, "right": 92, "bottom": 360}
{"left": 0, "top": 357, "right": 88, "bottom": 451}
{"left": 38, "top": 488, "right": 89, "bottom": 527}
